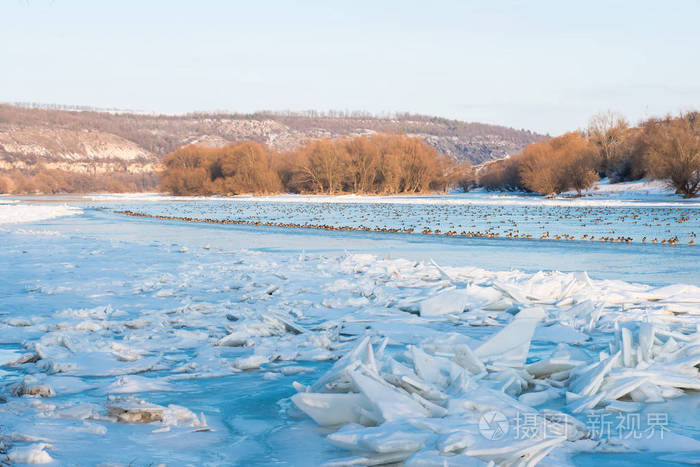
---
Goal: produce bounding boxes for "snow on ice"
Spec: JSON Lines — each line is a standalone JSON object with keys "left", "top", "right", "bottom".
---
{"left": 0, "top": 201, "right": 81, "bottom": 224}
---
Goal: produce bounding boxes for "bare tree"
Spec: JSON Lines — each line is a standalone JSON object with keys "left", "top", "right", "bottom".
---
{"left": 587, "top": 111, "right": 629, "bottom": 178}
{"left": 345, "top": 136, "right": 378, "bottom": 193}
{"left": 644, "top": 113, "right": 700, "bottom": 198}
{"left": 518, "top": 132, "right": 598, "bottom": 196}
{"left": 297, "top": 140, "right": 349, "bottom": 194}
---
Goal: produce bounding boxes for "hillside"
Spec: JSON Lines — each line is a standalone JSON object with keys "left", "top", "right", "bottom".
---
{"left": 0, "top": 126, "right": 158, "bottom": 175}
{"left": 0, "top": 105, "right": 546, "bottom": 176}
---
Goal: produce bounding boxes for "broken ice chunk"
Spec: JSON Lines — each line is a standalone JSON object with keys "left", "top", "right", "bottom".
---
{"left": 106, "top": 398, "right": 165, "bottom": 423}
{"left": 526, "top": 357, "right": 584, "bottom": 379}
{"left": 291, "top": 392, "right": 377, "bottom": 426}
{"left": 474, "top": 311, "right": 541, "bottom": 367}
{"left": 310, "top": 336, "right": 376, "bottom": 392}
{"left": 568, "top": 352, "right": 620, "bottom": 397}
{"left": 104, "top": 375, "right": 173, "bottom": 394}
{"left": 10, "top": 379, "right": 55, "bottom": 398}
{"left": 533, "top": 324, "right": 589, "bottom": 344}
{"left": 409, "top": 346, "right": 465, "bottom": 389}
{"left": 464, "top": 433, "right": 566, "bottom": 465}
{"left": 629, "top": 381, "right": 665, "bottom": 403}
{"left": 419, "top": 289, "right": 470, "bottom": 317}
{"left": 105, "top": 397, "right": 205, "bottom": 427}
{"left": 216, "top": 332, "right": 250, "bottom": 347}
{"left": 406, "top": 449, "right": 489, "bottom": 466}
{"left": 453, "top": 344, "right": 486, "bottom": 375}
{"left": 7, "top": 443, "right": 54, "bottom": 464}
{"left": 348, "top": 369, "right": 429, "bottom": 422}
{"left": 327, "top": 421, "right": 432, "bottom": 455}
{"left": 233, "top": 354, "right": 269, "bottom": 370}
{"left": 599, "top": 376, "right": 647, "bottom": 401}
{"left": 518, "top": 388, "right": 560, "bottom": 407}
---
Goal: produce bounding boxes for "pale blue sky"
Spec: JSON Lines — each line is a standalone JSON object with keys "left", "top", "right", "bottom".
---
{"left": 2, "top": 1, "right": 699, "bottom": 134}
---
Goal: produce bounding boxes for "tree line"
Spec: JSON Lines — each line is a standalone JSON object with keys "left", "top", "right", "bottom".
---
{"left": 478, "top": 111, "right": 700, "bottom": 197}
{"left": 0, "top": 169, "right": 158, "bottom": 194}
{"left": 3, "top": 111, "right": 697, "bottom": 197}
{"left": 161, "top": 133, "right": 472, "bottom": 196}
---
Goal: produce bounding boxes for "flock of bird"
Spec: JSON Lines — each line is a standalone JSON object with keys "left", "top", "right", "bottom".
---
{"left": 115, "top": 201, "right": 699, "bottom": 247}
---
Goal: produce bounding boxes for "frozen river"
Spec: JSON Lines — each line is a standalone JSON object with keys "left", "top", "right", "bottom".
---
{"left": 88, "top": 192, "right": 700, "bottom": 286}
{"left": 1, "top": 193, "right": 700, "bottom": 465}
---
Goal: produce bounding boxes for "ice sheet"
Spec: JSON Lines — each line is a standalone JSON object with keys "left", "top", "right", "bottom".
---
{"left": 1, "top": 197, "right": 699, "bottom": 465}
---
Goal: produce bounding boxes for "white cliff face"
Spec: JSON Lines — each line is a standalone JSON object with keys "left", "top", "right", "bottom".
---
{"left": 0, "top": 126, "right": 159, "bottom": 174}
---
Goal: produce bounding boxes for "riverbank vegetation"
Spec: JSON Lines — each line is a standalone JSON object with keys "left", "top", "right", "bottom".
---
{"left": 2, "top": 111, "right": 697, "bottom": 197}
{"left": 479, "top": 111, "right": 700, "bottom": 197}
{"left": 161, "top": 133, "right": 473, "bottom": 195}
{"left": 0, "top": 169, "right": 158, "bottom": 194}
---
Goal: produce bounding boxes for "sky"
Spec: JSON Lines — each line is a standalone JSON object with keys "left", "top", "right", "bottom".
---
{"left": 2, "top": 0, "right": 699, "bottom": 135}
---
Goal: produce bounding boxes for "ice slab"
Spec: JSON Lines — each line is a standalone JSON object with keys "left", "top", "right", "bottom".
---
{"left": 291, "top": 392, "right": 376, "bottom": 426}
{"left": 474, "top": 312, "right": 541, "bottom": 366}
{"left": 7, "top": 443, "right": 54, "bottom": 464}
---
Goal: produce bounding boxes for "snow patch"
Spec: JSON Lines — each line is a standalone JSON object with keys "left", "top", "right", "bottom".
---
{"left": 0, "top": 202, "right": 82, "bottom": 224}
